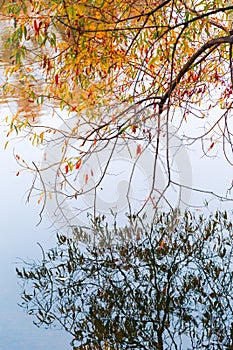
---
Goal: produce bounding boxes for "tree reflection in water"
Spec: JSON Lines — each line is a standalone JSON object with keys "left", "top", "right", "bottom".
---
{"left": 16, "top": 211, "right": 233, "bottom": 350}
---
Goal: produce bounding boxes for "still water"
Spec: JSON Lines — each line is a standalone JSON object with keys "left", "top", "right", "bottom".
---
{"left": 0, "top": 16, "right": 232, "bottom": 350}
{"left": 0, "top": 129, "right": 72, "bottom": 349}
{"left": 0, "top": 33, "right": 72, "bottom": 348}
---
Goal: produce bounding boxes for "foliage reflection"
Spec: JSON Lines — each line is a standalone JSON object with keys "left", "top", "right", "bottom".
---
{"left": 17, "top": 211, "right": 233, "bottom": 350}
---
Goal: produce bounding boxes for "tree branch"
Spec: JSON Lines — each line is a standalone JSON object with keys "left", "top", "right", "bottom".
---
{"left": 159, "top": 35, "right": 233, "bottom": 113}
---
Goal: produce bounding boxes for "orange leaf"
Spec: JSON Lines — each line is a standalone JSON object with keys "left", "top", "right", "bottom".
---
{"left": 85, "top": 173, "right": 89, "bottom": 184}
{"left": 158, "top": 240, "right": 165, "bottom": 250}
{"left": 76, "top": 159, "right": 82, "bottom": 169}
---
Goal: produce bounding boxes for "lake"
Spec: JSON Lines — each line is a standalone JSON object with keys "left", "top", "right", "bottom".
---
{"left": 0, "top": 126, "right": 72, "bottom": 349}
{"left": 0, "top": 35, "right": 72, "bottom": 347}
{"left": 0, "top": 14, "right": 232, "bottom": 350}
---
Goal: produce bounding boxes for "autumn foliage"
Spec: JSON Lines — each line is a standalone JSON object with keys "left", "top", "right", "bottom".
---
{"left": 1, "top": 1, "right": 233, "bottom": 120}
{"left": 0, "top": 0, "right": 233, "bottom": 219}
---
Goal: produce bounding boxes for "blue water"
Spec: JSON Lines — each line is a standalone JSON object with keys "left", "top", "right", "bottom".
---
{"left": 0, "top": 140, "right": 72, "bottom": 350}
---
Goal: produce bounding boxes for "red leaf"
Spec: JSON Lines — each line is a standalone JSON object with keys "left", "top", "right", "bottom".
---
{"left": 85, "top": 173, "right": 89, "bottom": 184}
{"left": 132, "top": 125, "right": 137, "bottom": 133}
{"left": 136, "top": 144, "right": 142, "bottom": 156}
{"left": 55, "top": 73, "right": 59, "bottom": 86}
{"left": 192, "top": 74, "right": 198, "bottom": 82}
{"left": 208, "top": 142, "right": 215, "bottom": 151}
{"left": 34, "top": 20, "right": 38, "bottom": 32}
{"left": 65, "top": 165, "right": 69, "bottom": 174}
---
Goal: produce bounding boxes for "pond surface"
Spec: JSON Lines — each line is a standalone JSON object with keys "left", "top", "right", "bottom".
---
{"left": 0, "top": 32, "right": 71, "bottom": 347}
{"left": 0, "top": 128, "right": 72, "bottom": 349}
{"left": 0, "top": 16, "right": 232, "bottom": 350}
{"left": 0, "top": 19, "right": 84, "bottom": 347}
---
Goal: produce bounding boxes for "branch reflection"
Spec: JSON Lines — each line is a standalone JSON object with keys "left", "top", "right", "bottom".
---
{"left": 17, "top": 211, "right": 233, "bottom": 350}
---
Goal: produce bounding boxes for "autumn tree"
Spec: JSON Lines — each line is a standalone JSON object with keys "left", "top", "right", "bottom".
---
{"left": 17, "top": 211, "right": 233, "bottom": 349}
{"left": 0, "top": 0, "right": 233, "bottom": 231}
